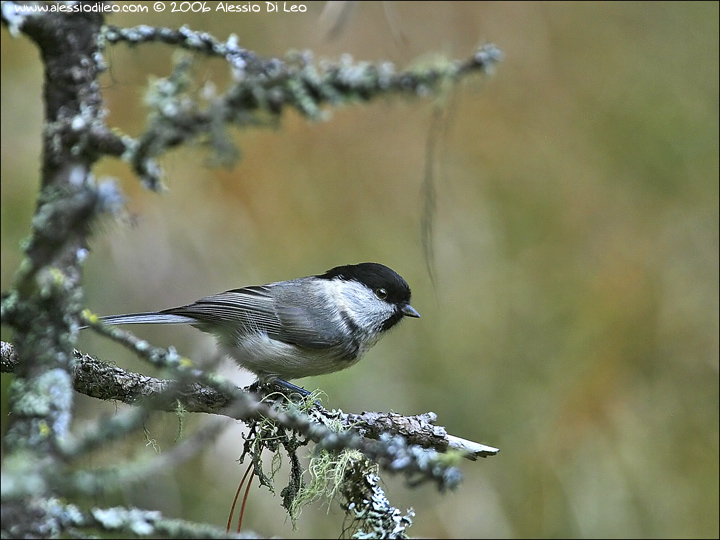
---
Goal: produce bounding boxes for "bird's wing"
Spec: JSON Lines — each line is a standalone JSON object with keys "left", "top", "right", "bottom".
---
{"left": 161, "top": 285, "right": 281, "bottom": 334}
{"left": 162, "top": 284, "right": 342, "bottom": 350}
{"left": 273, "top": 303, "right": 346, "bottom": 350}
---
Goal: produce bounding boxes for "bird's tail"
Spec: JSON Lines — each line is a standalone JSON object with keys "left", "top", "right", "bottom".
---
{"left": 100, "top": 312, "right": 196, "bottom": 326}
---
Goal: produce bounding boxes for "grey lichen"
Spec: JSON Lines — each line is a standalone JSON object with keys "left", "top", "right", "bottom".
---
{"left": 344, "top": 468, "right": 415, "bottom": 540}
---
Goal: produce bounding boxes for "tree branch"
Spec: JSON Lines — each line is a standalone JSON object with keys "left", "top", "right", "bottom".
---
{"left": 100, "top": 24, "right": 501, "bottom": 189}
{"left": 1, "top": 339, "right": 498, "bottom": 461}
{"left": 1, "top": 498, "right": 244, "bottom": 539}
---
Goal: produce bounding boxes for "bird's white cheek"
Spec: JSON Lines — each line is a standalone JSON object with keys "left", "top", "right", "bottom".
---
{"left": 325, "top": 280, "right": 392, "bottom": 333}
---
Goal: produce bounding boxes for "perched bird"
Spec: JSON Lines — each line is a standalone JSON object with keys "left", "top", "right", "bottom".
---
{"left": 98, "top": 262, "right": 419, "bottom": 391}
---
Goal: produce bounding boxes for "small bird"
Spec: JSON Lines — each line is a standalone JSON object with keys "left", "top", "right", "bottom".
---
{"left": 97, "top": 263, "right": 419, "bottom": 391}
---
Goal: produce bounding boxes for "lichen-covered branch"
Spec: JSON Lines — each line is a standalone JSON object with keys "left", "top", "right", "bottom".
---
{"left": 342, "top": 411, "right": 499, "bottom": 460}
{"left": 1, "top": 498, "right": 244, "bottom": 539}
{"left": 1, "top": 338, "right": 497, "bottom": 465}
{"left": 0, "top": 5, "right": 127, "bottom": 537}
{"left": 101, "top": 24, "right": 501, "bottom": 189}
{"left": 0, "top": 0, "right": 104, "bottom": 474}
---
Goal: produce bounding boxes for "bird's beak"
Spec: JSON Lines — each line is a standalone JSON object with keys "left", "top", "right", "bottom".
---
{"left": 401, "top": 304, "right": 420, "bottom": 318}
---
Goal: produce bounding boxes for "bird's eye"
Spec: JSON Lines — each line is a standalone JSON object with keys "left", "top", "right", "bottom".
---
{"left": 375, "top": 287, "right": 388, "bottom": 300}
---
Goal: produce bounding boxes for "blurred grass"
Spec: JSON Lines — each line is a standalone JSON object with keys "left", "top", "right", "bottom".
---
{"left": 1, "top": 2, "right": 718, "bottom": 538}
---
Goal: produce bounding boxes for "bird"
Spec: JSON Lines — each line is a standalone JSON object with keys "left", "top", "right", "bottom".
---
{"left": 96, "top": 262, "right": 419, "bottom": 393}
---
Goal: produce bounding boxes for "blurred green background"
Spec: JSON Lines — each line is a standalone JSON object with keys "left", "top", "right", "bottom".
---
{"left": 1, "top": 1, "right": 718, "bottom": 538}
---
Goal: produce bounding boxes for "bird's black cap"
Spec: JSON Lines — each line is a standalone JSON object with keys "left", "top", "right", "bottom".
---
{"left": 319, "top": 262, "right": 414, "bottom": 309}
